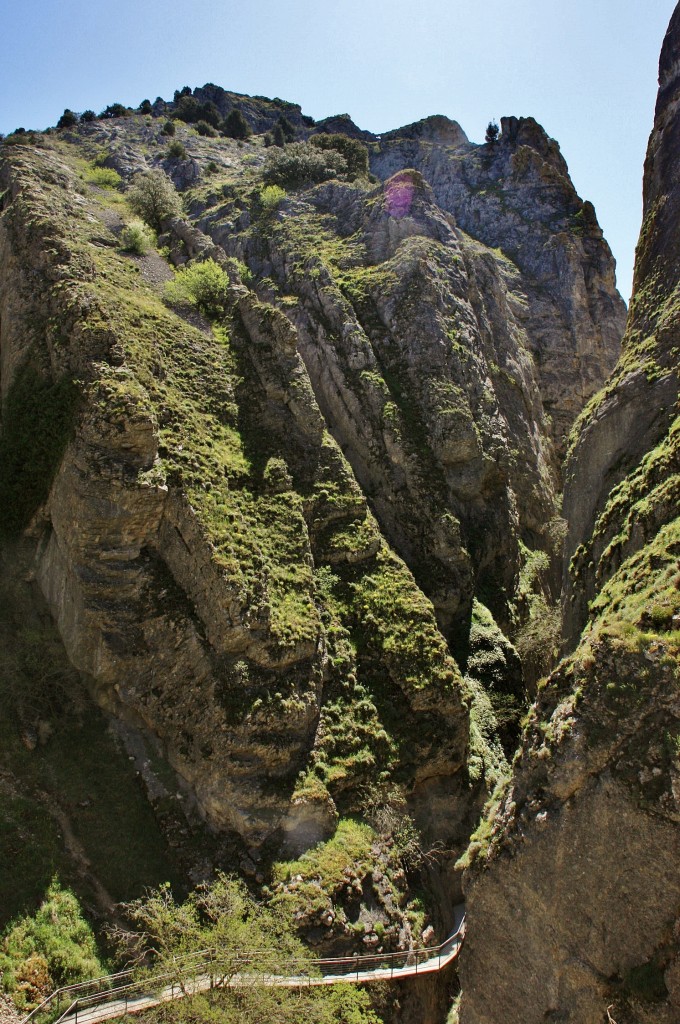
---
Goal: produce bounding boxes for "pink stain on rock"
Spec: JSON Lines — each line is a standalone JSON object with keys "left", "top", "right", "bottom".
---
{"left": 385, "top": 177, "right": 415, "bottom": 218}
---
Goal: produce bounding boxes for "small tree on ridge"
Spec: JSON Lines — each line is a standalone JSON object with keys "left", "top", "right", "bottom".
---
{"left": 127, "top": 170, "right": 182, "bottom": 232}
{"left": 485, "top": 120, "right": 500, "bottom": 144}
{"left": 222, "top": 109, "right": 250, "bottom": 140}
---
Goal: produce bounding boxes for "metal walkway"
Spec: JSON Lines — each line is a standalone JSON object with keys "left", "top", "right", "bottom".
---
{"left": 22, "top": 906, "right": 465, "bottom": 1024}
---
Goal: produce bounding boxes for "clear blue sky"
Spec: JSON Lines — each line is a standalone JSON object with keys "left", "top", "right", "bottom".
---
{"left": 1, "top": 0, "right": 676, "bottom": 301}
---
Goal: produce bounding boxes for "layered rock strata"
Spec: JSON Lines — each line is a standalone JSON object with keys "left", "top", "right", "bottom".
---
{"left": 0, "top": 144, "right": 467, "bottom": 852}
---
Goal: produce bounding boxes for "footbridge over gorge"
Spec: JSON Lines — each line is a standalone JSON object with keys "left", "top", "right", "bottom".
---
{"left": 22, "top": 906, "right": 466, "bottom": 1024}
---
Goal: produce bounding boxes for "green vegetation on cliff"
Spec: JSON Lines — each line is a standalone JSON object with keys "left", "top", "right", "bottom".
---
{"left": 0, "top": 880, "right": 102, "bottom": 1010}
{"left": 0, "top": 87, "right": 630, "bottom": 1019}
{"left": 0, "top": 130, "right": 471, "bottom": 891}
{"left": 114, "top": 874, "right": 383, "bottom": 1024}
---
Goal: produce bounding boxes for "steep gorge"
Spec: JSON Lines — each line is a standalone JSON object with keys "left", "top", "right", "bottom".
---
{"left": 0, "top": 40, "right": 659, "bottom": 1024}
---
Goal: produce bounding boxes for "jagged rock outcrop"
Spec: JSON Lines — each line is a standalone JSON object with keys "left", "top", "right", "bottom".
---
{"left": 458, "top": 7, "right": 680, "bottom": 1022}
{"left": 192, "top": 84, "right": 312, "bottom": 134}
{"left": 562, "top": 3, "right": 680, "bottom": 644}
{"left": 259, "top": 169, "right": 557, "bottom": 635}
{"left": 372, "top": 115, "right": 627, "bottom": 460}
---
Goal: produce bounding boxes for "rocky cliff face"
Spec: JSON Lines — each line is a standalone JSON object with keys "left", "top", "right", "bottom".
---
{"left": 193, "top": 118, "right": 624, "bottom": 639}
{"left": 0, "top": 76, "right": 626, "bottom": 981}
{"left": 458, "top": 7, "right": 680, "bottom": 1023}
{"left": 0, "top": 143, "right": 470, "bottom": 855}
{"left": 372, "top": 115, "right": 627, "bottom": 463}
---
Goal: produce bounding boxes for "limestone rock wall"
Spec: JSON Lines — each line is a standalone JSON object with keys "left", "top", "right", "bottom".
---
{"left": 197, "top": 163, "right": 589, "bottom": 638}
{"left": 0, "top": 142, "right": 468, "bottom": 855}
{"left": 371, "top": 115, "right": 627, "bottom": 461}
{"left": 0, "top": 76, "right": 634, "bottom": 992}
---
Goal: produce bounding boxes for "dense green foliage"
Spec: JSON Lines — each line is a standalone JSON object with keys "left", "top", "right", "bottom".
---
{"left": 222, "top": 109, "right": 250, "bottom": 140}
{"left": 127, "top": 170, "right": 182, "bottom": 231}
{"left": 173, "top": 96, "right": 201, "bottom": 123}
{"left": 56, "top": 109, "right": 77, "bottom": 130}
{"left": 164, "top": 259, "right": 231, "bottom": 319}
{"left": 586, "top": 518, "right": 680, "bottom": 658}
{"left": 262, "top": 142, "right": 348, "bottom": 189}
{"left": 100, "top": 103, "right": 131, "bottom": 119}
{"left": 271, "top": 820, "right": 375, "bottom": 914}
{"left": 120, "top": 875, "right": 302, "bottom": 967}
{"left": 195, "top": 120, "right": 217, "bottom": 138}
{"left": 83, "top": 165, "right": 122, "bottom": 188}
{"left": 259, "top": 184, "right": 286, "bottom": 212}
{"left": 173, "top": 96, "right": 221, "bottom": 129}
{"left": 485, "top": 121, "right": 500, "bottom": 144}
{"left": 351, "top": 549, "right": 458, "bottom": 694}
{"left": 119, "top": 876, "right": 383, "bottom": 1024}
{"left": 269, "top": 815, "right": 426, "bottom": 955}
{"left": 512, "top": 543, "right": 561, "bottom": 689}
{"left": 277, "top": 115, "right": 296, "bottom": 142}
{"left": 0, "top": 880, "right": 103, "bottom": 1009}
{"left": 310, "top": 134, "right": 369, "bottom": 179}
{"left": 120, "top": 218, "right": 155, "bottom": 255}
{"left": 167, "top": 139, "right": 187, "bottom": 159}
{"left": 147, "top": 985, "right": 382, "bottom": 1024}
{"left": 466, "top": 680, "right": 509, "bottom": 790}
{"left": 264, "top": 123, "right": 286, "bottom": 148}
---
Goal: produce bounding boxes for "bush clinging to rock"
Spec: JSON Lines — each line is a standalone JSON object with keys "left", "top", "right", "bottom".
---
{"left": 126, "top": 169, "right": 182, "bottom": 231}
{"left": 120, "top": 218, "right": 155, "bottom": 255}
{"left": 164, "top": 258, "right": 231, "bottom": 319}
{"left": 262, "top": 142, "right": 348, "bottom": 189}
{"left": 0, "top": 880, "right": 103, "bottom": 1010}
{"left": 310, "top": 133, "right": 369, "bottom": 180}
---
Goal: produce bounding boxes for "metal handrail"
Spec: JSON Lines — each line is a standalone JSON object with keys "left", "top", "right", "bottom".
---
{"left": 21, "top": 947, "right": 226, "bottom": 1024}
{"left": 21, "top": 911, "right": 465, "bottom": 1024}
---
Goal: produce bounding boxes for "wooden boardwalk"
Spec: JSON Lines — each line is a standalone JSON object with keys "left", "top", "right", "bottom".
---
{"left": 23, "top": 906, "right": 465, "bottom": 1024}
